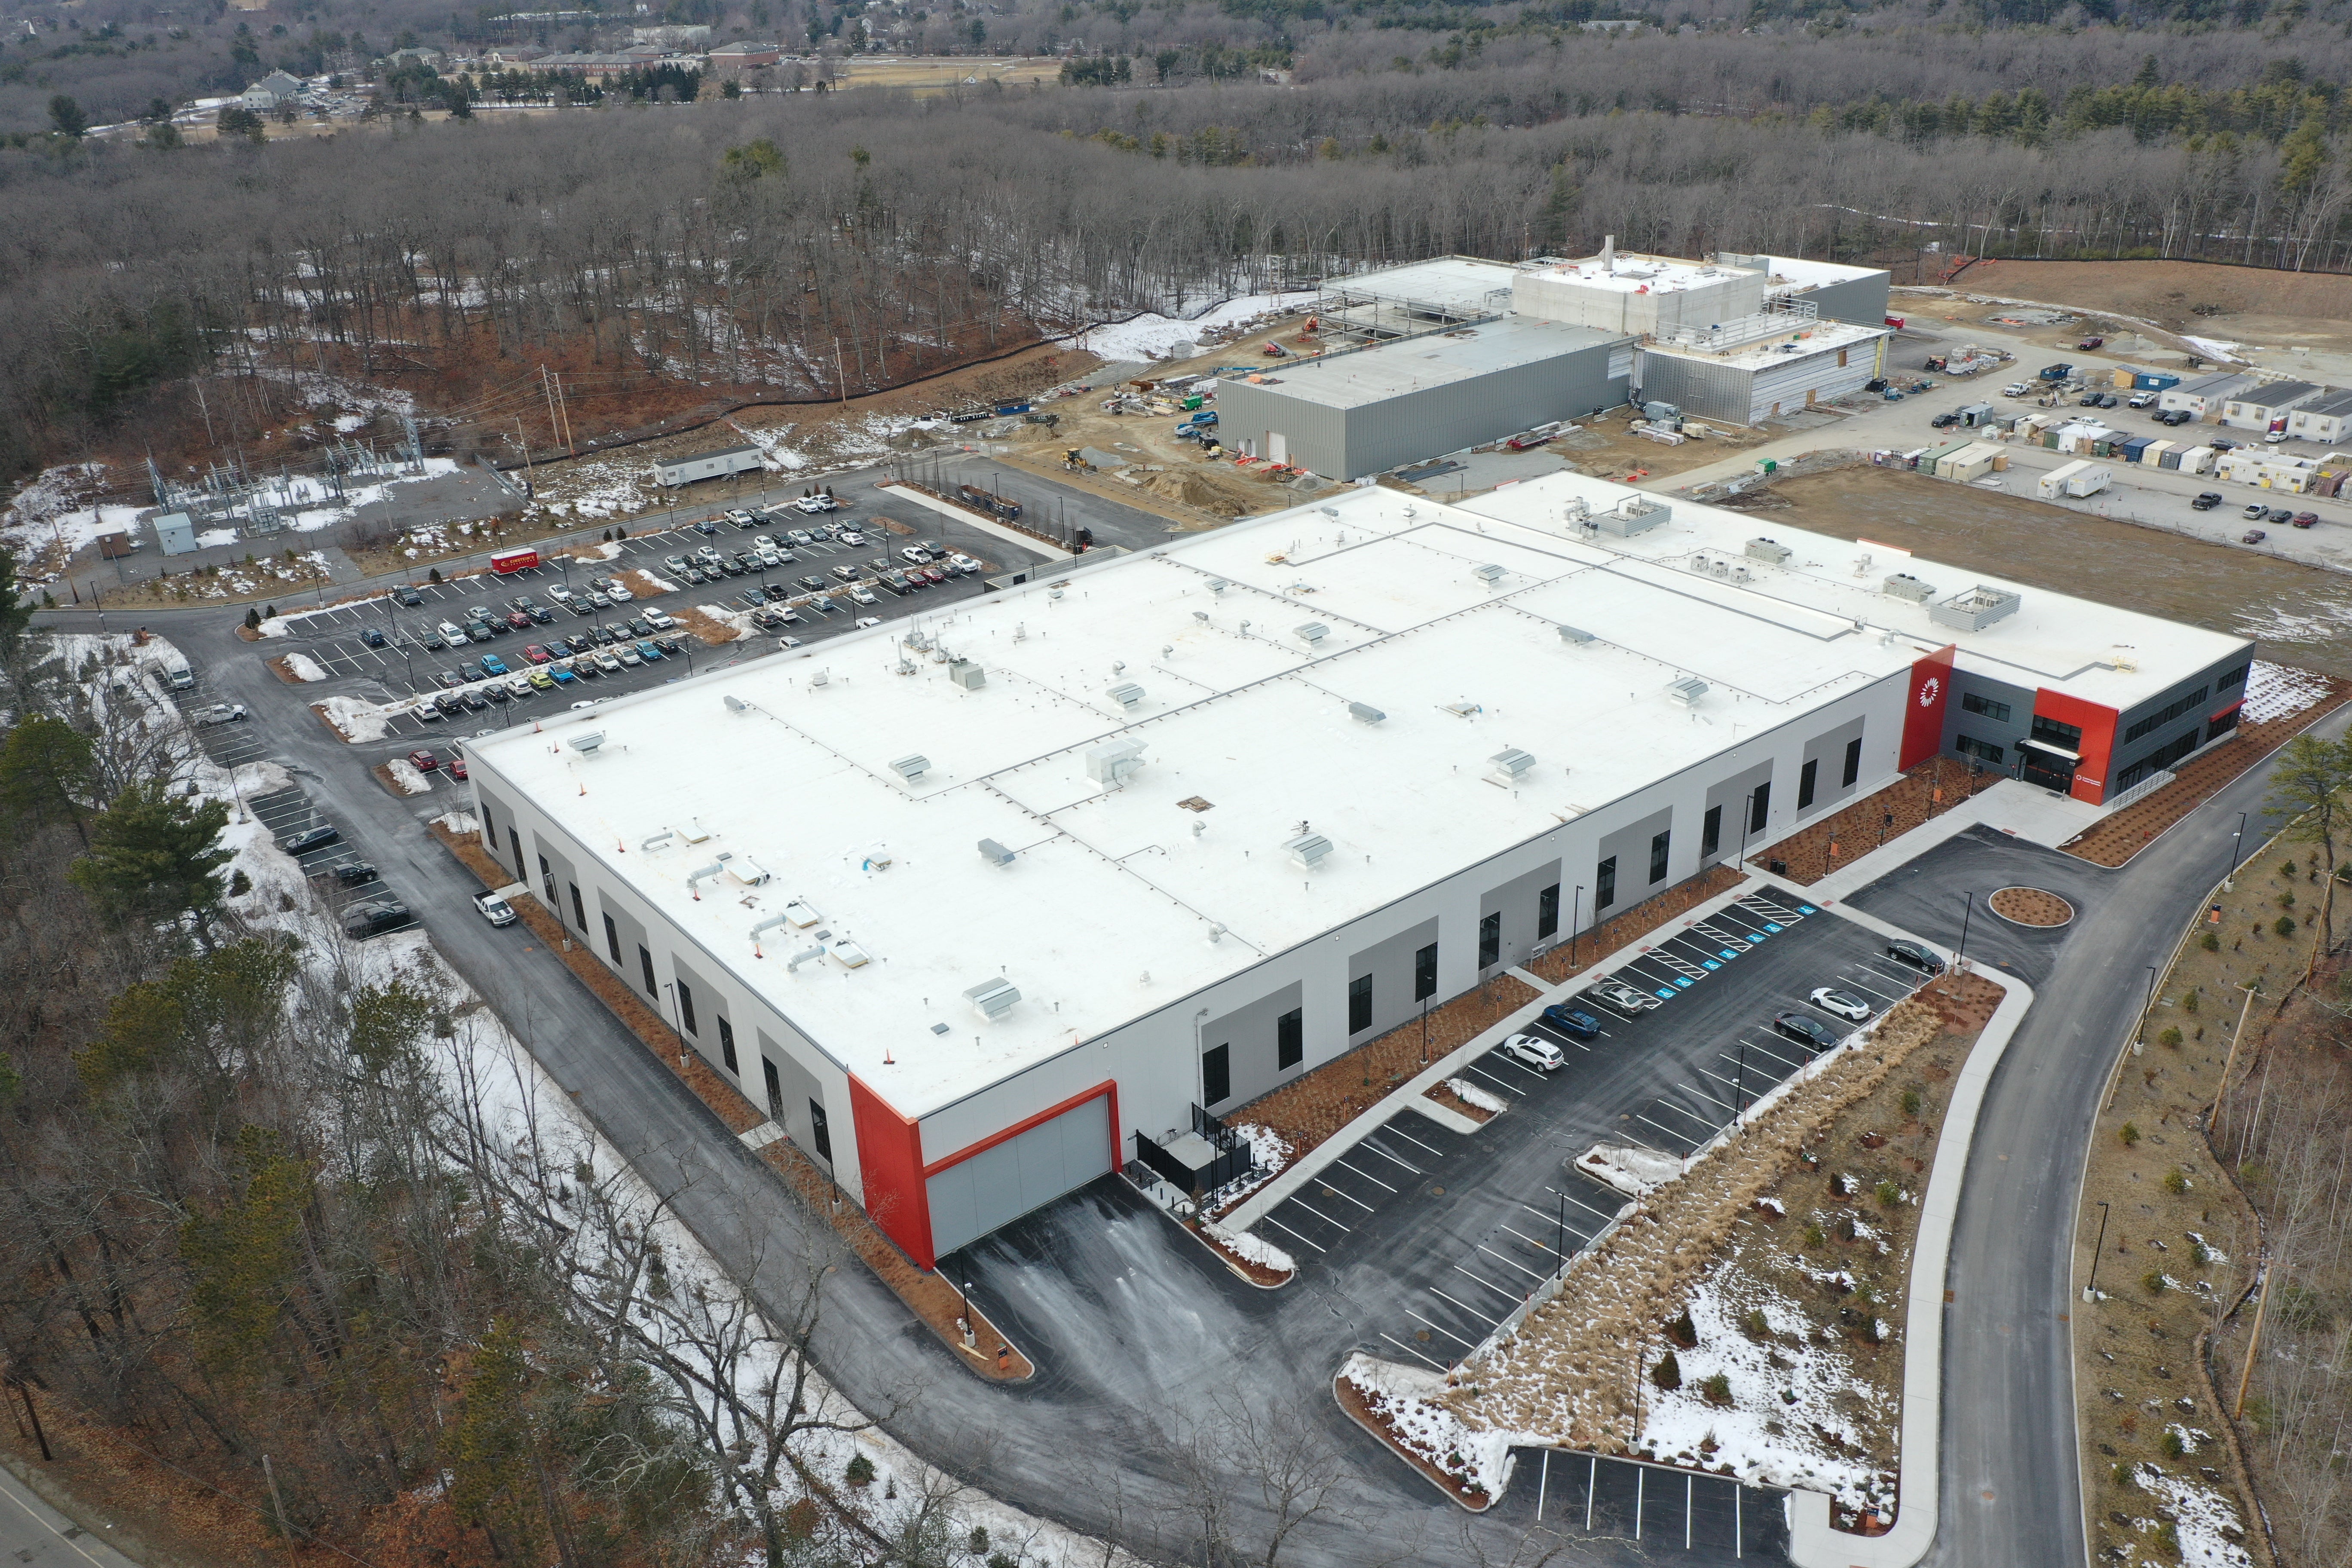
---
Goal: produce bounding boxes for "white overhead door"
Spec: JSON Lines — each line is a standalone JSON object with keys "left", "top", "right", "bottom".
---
{"left": 925, "top": 1093, "right": 1112, "bottom": 1256}
{"left": 1268, "top": 431, "right": 1288, "bottom": 465}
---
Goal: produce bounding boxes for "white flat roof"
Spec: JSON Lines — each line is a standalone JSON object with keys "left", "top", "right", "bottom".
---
{"left": 1519, "top": 253, "right": 1758, "bottom": 297}
{"left": 475, "top": 475, "right": 2246, "bottom": 1117}
{"left": 1642, "top": 317, "right": 1888, "bottom": 369}
{"left": 1740, "top": 254, "right": 1889, "bottom": 290}
{"left": 1320, "top": 257, "right": 1520, "bottom": 318}
{"left": 1239, "top": 318, "right": 1622, "bottom": 410}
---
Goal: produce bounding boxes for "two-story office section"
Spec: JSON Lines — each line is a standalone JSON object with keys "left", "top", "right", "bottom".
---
{"left": 463, "top": 474, "right": 2251, "bottom": 1270}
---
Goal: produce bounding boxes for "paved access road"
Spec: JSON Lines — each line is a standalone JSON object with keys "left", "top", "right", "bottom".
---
{"left": 27, "top": 579, "right": 2341, "bottom": 1567}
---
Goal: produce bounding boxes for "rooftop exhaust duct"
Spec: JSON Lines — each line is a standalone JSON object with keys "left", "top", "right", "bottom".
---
{"left": 1665, "top": 676, "right": 1709, "bottom": 706}
{"left": 1285, "top": 833, "right": 1334, "bottom": 870}
{"left": 890, "top": 753, "right": 931, "bottom": 782}
{"left": 1348, "top": 702, "right": 1386, "bottom": 724}
{"left": 1106, "top": 682, "right": 1146, "bottom": 711}
{"left": 1085, "top": 739, "right": 1147, "bottom": 788}
{"left": 1557, "top": 624, "right": 1594, "bottom": 645}
{"left": 965, "top": 977, "right": 1021, "bottom": 1020}
{"left": 978, "top": 838, "right": 1016, "bottom": 867}
{"left": 949, "top": 659, "right": 986, "bottom": 690}
{"left": 1295, "top": 622, "right": 1329, "bottom": 645}
{"left": 568, "top": 732, "right": 606, "bottom": 754}
{"left": 1488, "top": 747, "right": 1537, "bottom": 784}
{"left": 1474, "top": 564, "right": 1505, "bottom": 584}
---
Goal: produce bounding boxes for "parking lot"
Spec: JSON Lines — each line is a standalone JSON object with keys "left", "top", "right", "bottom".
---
{"left": 1510, "top": 1449, "right": 1780, "bottom": 1556}
{"left": 1247, "top": 894, "right": 1933, "bottom": 1377}
{"left": 241, "top": 783, "right": 417, "bottom": 939}
{"left": 271, "top": 498, "right": 1050, "bottom": 740}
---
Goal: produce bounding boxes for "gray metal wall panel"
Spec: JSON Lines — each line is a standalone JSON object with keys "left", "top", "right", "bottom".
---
{"left": 1340, "top": 341, "right": 1621, "bottom": 477}
{"left": 1635, "top": 354, "right": 1749, "bottom": 426}
{"left": 1799, "top": 716, "right": 1868, "bottom": 810}
{"left": 754, "top": 1029, "right": 831, "bottom": 1164}
{"left": 1478, "top": 858, "right": 1562, "bottom": 972}
{"left": 1345, "top": 916, "right": 1442, "bottom": 1043}
{"left": 1807, "top": 275, "right": 1891, "bottom": 328}
{"left": 924, "top": 1093, "right": 1111, "bottom": 1256}
{"left": 1201, "top": 980, "right": 1307, "bottom": 1112}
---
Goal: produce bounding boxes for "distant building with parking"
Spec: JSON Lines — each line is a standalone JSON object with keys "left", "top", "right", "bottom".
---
{"left": 463, "top": 471, "right": 2251, "bottom": 1271}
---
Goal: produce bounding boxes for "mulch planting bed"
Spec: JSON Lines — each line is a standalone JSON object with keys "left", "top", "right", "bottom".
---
{"left": 1988, "top": 887, "right": 2074, "bottom": 927}
{"left": 1424, "top": 1082, "right": 1499, "bottom": 1124}
{"left": 1335, "top": 1373, "right": 1493, "bottom": 1511}
{"left": 2059, "top": 681, "right": 2352, "bottom": 867}
{"left": 1525, "top": 863, "right": 1748, "bottom": 986}
{"left": 1755, "top": 760, "right": 1996, "bottom": 887}
{"left": 424, "top": 821, "right": 1035, "bottom": 1381}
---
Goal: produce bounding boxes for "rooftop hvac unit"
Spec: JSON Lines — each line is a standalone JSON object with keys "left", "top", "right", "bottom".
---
{"left": 782, "top": 899, "right": 824, "bottom": 929}
{"left": 1206, "top": 578, "right": 1230, "bottom": 594}
{"left": 1488, "top": 747, "right": 1537, "bottom": 784}
{"left": 1474, "top": 563, "right": 1505, "bottom": 584}
{"left": 725, "top": 856, "right": 770, "bottom": 886}
{"left": 1085, "top": 739, "right": 1147, "bottom": 787}
{"left": 965, "top": 977, "right": 1021, "bottom": 1019}
{"left": 1882, "top": 573, "right": 1936, "bottom": 603}
{"left": 1348, "top": 701, "right": 1386, "bottom": 724}
{"left": 1285, "top": 833, "right": 1333, "bottom": 870}
{"left": 1745, "top": 536, "right": 1792, "bottom": 565}
{"left": 890, "top": 753, "right": 931, "bottom": 782}
{"left": 949, "top": 659, "right": 986, "bottom": 690}
{"left": 1595, "top": 498, "right": 1670, "bottom": 537}
{"left": 1557, "top": 624, "right": 1594, "bottom": 645}
{"left": 568, "top": 731, "right": 606, "bottom": 754}
{"left": 1929, "top": 584, "right": 2023, "bottom": 633}
{"left": 1106, "top": 681, "right": 1146, "bottom": 710}
{"left": 829, "top": 940, "right": 872, "bottom": 970}
{"left": 1665, "top": 676, "right": 1709, "bottom": 707}
{"left": 977, "top": 838, "right": 1016, "bottom": 867}
{"left": 1295, "top": 622, "right": 1329, "bottom": 645}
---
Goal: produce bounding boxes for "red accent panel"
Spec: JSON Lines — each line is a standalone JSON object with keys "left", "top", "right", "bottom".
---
{"left": 922, "top": 1080, "right": 1122, "bottom": 1179}
{"left": 2033, "top": 689, "right": 2120, "bottom": 805}
{"left": 2208, "top": 701, "right": 2243, "bottom": 726}
{"left": 848, "top": 1075, "right": 935, "bottom": 1271}
{"left": 1899, "top": 645, "right": 1957, "bottom": 771}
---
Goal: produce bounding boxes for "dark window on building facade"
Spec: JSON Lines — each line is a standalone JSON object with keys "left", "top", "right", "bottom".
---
{"left": 809, "top": 1099, "right": 832, "bottom": 1161}
{"left": 1842, "top": 737, "right": 1863, "bottom": 788}
{"left": 1537, "top": 884, "right": 1560, "bottom": 939}
{"left": 538, "top": 854, "right": 556, "bottom": 903}
{"left": 1702, "top": 805, "right": 1722, "bottom": 857}
{"left": 2219, "top": 663, "right": 2250, "bottom": 690}
{"left": 1414, "top": 943, "right": 1438, "bottom": 1001}
{"left": 2030, "top": 714, "right": 2084, "bottom": 750}
{"left": 1202, "top": 1043, "right": 1231, "bottom": 1105}
{"left": 677, "top": 981, "right": 698, "bottom": 1036}
{"left": 1277, "top": 1008, "right": 1303, "bottom": 1070}
{"left": 1749, "top": 782, "right": 1770, "bottom": 833}
{"left": 1595, "top": 855, "right": 1618, "bottom": 911}
{"left": 2116, "top": 728, "right": 2204, "bottom": 792}
{"left": 763, "top": 1059, "right": 782, "bottom": 1120}
{"left": 1348, "top": 974, "right": 1373, "bottom": 1033}
{"left": 638, "top": 945, "right": 657, "bottom": 996}
{"left": 1961, "top": 692, "right": 2011, "bottom": 723}
{"left": 569, "top": 883, "right": 586, "bottom": 931}
{"left": 508, "top": 826, "right": 524, "bottom": 876}
{"left": 1649, "top": 830, "right": 1671, "bottom": 884}
{"left": 604, "top": 913, "right": 622, "bottom": 965}
{"left": 1798, "top": 759, "right": 1819, "bottom": 810}
{"left": 717, "top": 1015, "right": 738, "bottom": 1073}
{"left": 2207, "top": 709, "right": 2241, "bottom": 742}
{"left": 1957, "top": 734, "right": 2005, "bottom": 765}
{"left": 2123, "top": 686, "right": 2211, "bottom": 744}
{"left": 1478, "top": 912, "right": 1501, "bottom": 968}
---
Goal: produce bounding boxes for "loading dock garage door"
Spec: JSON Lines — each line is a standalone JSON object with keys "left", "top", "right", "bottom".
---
{"left": 925, "top": 1092, "right": 1113, "bottom": 1256}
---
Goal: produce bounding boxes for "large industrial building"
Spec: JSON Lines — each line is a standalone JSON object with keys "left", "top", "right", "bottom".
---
{"left": 464, "top": 473, "right": 2251, "bottom": 1271}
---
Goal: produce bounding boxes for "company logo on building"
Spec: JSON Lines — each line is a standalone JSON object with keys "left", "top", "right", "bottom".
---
{"left": 1917, "top": 676, "right": 1941, "bottom": 707}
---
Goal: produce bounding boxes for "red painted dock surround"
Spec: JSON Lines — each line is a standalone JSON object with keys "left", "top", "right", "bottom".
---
{"left": 2032, "top": 689, "right": 2120, "bottom": 804}
{"left": 849, "top": 1075, "right": 935, "bottom": 1268}
{"left": 1899, "top": 644, "right": 1957, "bottom": 772}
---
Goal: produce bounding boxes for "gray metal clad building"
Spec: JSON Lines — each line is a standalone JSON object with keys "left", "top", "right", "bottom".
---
{"left": 1213, "top": 317, "right": 1632, "bottom": 480}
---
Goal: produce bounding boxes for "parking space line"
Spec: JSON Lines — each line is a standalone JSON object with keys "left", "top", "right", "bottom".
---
{"left": 1258, "top": 1214, "right": 1327, "bottom": 1253}
{"left": 1380, "top": 1332, "right": 1447, "bottom": 1370}
{"left": 1484, "top": 1051, "right": 1548, "bottom": 1082}
{"left": 1461, "top": 1063, "right": 1525, "bottom": 1096}
{"left": 1405, "top": 1308, "right": 1478, "bottom": 1350}
{"left": 1285, "top": 1196, "right": 1352, "bottom": 1234}
{"left": 1329, "top": 1157, "right": 1398, "bottom": 1194}
{"left": 1638, "top": 1114, "right": 1702, "bottom": 1150}
{"left": 1693, "top": 1064, "right": 1749, "bottom": 1097}
{"left": 1309, "top": 1179, "right": 1376, "bottom": 1214}
{"left": 1474, "top": 1243, "right": 1548, "bottom": 1284}
{"left": 1496, "top": 1221, "right": 1559, "bottom": 1255}
{"left": 1542, "top": 1182, "right": 1627, "bottom": 1222}
{"left": 1430, "top": 1285, "right": 1503, "bottom": 1327}
{"left": 1379, "top": 1124, "right": 1446, "bottom": 1159}
{"left": 1736, "top": 1034, "right": 1806, "bottom": 1072}
{"left": 1654, "top": 1098, "right": 1721, "bottom": 1130}
{"left": 1678, "top": 1081, "right": 1738, "bottom": 1115}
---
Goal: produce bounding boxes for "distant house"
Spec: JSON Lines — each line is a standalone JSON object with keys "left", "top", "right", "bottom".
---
{"left": 240, "top": 69, "right": 306, "bottom": 110}
{"left": 707, "top": 40, "right": 782, "bottom": 72}
{"left": 386, "top": 45, "right": 445, "bottom": 67}
{"left": 486, "top": 44, "right": 550, "bottom": 67}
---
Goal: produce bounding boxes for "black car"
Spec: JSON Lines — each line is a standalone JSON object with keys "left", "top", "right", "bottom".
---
{"left": 460, "top": 689, "right": 489, "bottom": 711}
{"left": 571, "top": 657, "right": 602, "bottom": 679}
{"left": 567, "top": 634, "right": 595, "bottom": 655}
{"left": 362, "top": 627, "right": 388, "bottom": 647}
{"left": 434, "top": 692, "right": 465, "bottom": 717}
{"left": 654, "top": 634, "right": 686, "bottom": 655}
{"left": 395, "top": 587, "right": 425, "bottom": 607}
{"left": 333, "top": 861, "right": 378, "bottom": 886}
{"left": 1929, "top": 412, "right": 1960, "bottom": 429}
{"left": 717, "top": 557, "right": 746, "bottom": 577}
{"left": 693, "top": 518, "right": 720, "bottom": 536}
{"left": 417, "top": 625, "right": 447, "bottom": 650}
{"left": 1886, "top": 939, "right": 1945, "bottom": 974}
{"left": 282, "top": 825, "right": 340, "bottom": 853}
{"left": 2190, "top": 493, "right": 2223, "bottom": 511}
{"left": 340, "top": 899, "right": 411, "bottom": 937}
{"left": 877, "top": 573, "right": 910, "bottom": 596}
{"left": 592, "top": 625, "right": 622, "bottom": 646}
{"left": 1773, "top": 1012, "right": 1834, "bottom": 1049}
{"left": 483, "top": 682, "right": 510, "bottom": 703}
{"left": 1540, "top": 1003, "right": 1602, "bottom": 1040}
{"left": 527, "top": 606, "right": 556, "bottom": 624}
{"left": 628, "top": 618, "right": 654, "bottom": 637}
{"left": 797, "top": 575, "right": 827, "bottom": 593}
{"left": 467, "top": 624, "right": 497, "bottom": 643}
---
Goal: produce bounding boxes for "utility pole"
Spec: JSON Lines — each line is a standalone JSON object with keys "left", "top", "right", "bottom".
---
{"left": 555, "top": 372, "right": 575, "bottom": 450}
{"left": 542, "top": 366, "right": 564, "bottom": 450}
{"left": 2082, "top": 1200, "right": 2110, "bottom": 1302}
{"left": 2234, "top": 1262, "right": 2278, "bottom": 1420}
{"left": 2208, "top": 981, "right": 2263, "bottom": 1124}
{"left": 835, "top": 337, "right": 848, "bottom": 406}
{"left": 515, "top": 417, "right": 536, "bottom": 496}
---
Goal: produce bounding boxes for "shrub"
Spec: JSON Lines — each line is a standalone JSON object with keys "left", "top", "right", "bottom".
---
{"left": 2279, "top": 890, "right": 2297, "bottom": 909}
{"left": 2282, "top": 860, "right": 2299, "bottom": 879}
{"left": 1874, "top": 1179, "right": 1902, "bottom": 1208}
{"left": 428, "top": 567, "right": 443, "bottom": 583}
{"left": 845, "top": 1453, "right": 876, "bottom": 1487}
{"left": 1667, "top": 1310, "right": 1698, "bottom": 1348}
{"left": 243, "top": 607, "right": 261, "bottom": 630}
{"left": 2275, "top": 916, "right": 2297, "bottom": 938}
{"left": 1804, "top": 1222, "right": 1827, "bottom": 1248}
{"left": 2119, "top": 1122, "right": 2141, "bottom": 1147}
{"left": 2161, "top": 1429, "right": 2186, "bottom": 1458}
{"left": 2200, "top": 932, "right": 2220, "bottom": 951}
{"left": 1700, "top": 1372, "right": 1732, "bottom": 1406}
{"left": 2163, "top": 1167, "right": 2190, "bottom": 1194}
{"left": 2142, "top": 1270, "right": 2167, "bottom": 1295}
{"left": 1742, "top": 1308, "right": 1771, "bottom": 1339}
{"left": 1901, "top": 1087, "right": 1923, "bottom": 1118}
{"left": 2183, "top": 989, "right": 2199, "bottom": 1014}
{"left": 2156, "top": 1522, "right": 2180, "bottom": 1556}
{"left": 2159, "top": 1027, "right": 2183, "bottom": 1048}
{"left": 1651, "top": 1351, "right": 1682, "bottom": 1390}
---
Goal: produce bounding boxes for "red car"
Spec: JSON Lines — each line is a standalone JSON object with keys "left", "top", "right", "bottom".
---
{"left": 448, "top": 757, "right": 469, "bottom": 780}
{"left": 505, "top": 610, "right": 533, "bottom": 631}
{"left": 407, "top": 749, "right": 440, "bottom": 772}
{"left": 2292, "top": 512, "right": 2321, "bottom": 529}
{"left": 524, "top": 644, "right": 552, "bottom": 664}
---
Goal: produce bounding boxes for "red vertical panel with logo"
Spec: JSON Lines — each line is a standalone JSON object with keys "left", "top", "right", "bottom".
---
{"left": 1899, "top": 645, "right": 1957, "bottom": 772}
{"left": 2032, "top": 689, "right": 2120, "bottom": 805}
{"left": 848, "top": 1075, "right": 936, "bottom": 1270}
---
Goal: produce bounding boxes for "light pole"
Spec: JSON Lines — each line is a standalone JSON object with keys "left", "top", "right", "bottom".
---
{"left": 2227, "top": 811, "right": 2248, "bottom": 889}
{"left": 2084, "top": 1200, "right": 2111, "bottom": 1302}
{"left": 1955, "top": 892, "right": 1974, "bottom": 976}
{"left": 2138, "top": 965, "right": 2160, "bottom": 1045}
{"left": 1570, "top": 885, "right": 1584, "bottom": 971}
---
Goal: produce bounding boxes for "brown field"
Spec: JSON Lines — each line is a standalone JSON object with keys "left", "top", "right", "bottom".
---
{"left": 1903, "top": 257, "right": 2352, "bottom": 356}
{"left": 835, "top": 56, "right": 1063, "bottom": 92}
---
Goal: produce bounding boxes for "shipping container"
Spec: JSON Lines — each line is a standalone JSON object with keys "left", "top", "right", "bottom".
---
{"left": 2121, "top": 437, "right": 2154, "bottom": 462}
{"left": 2111, "top": 367, "right": 2137, "bottom": 389}
{"left": 2158, "top": 449, "right": 2183, "bottom": 470}
{"left": 2134, "top": 371, "right": 2182, "bottom": 392}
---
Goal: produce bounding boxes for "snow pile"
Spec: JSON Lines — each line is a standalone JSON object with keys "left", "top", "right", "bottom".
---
{"left": 2133, "top": 1463, "right": 2254, "bottom": 1568}
{"left": 1446, "top": 1078, "right": 1509, "bottom": 1115}
{"left": 1064, "top": 292, "right": 1319, "bottom": 362}
{"left": 385, "top": 758, "right": 436, "bottom": 794}
{"left": 2240, "top": 659, "right": 2335, "bottom": 725}
{"left": 633, "top": 568, "right": 680, "bottom": 595}
{"left": 282, "top": 652, "right": 330, "bottom": 682}
{"left": 2180, "top": 336, "right": 2248, "bottom": 364}
{"left": 1339, "top": 1354, "right": 1528, "bottom": 1504}
{"left": 2, "top": 463, "right": 142, "bottom": 567}
{"left": 315, "top": 694, "right": 396, "bottom": 742}
{"left": 1574, "top": 1142, "right": 1685, "bottom": 1198}
{"left": 434, "top": 810, "right": 482, "bottom": 835}
{"left": 694, "top": 602, "right": 758, "bottom": 640}
{"left": 1202, "top": 1222, "right": 1295, "bottom": 1276}
{"left": 1633, "top": 1270, "right": 1890, "bottom": 1512}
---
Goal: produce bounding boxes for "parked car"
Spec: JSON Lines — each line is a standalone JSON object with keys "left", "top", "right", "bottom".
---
{"left": 504, "top": 611, "right": 533, "bottom": 631}
{"left": 333, "top": 861, "right": 378, "bottom": 886}
{"left": 837, "top": 529, "right": 867, "bottom": 548}
{"left": 1885, "top": 940, "right": 1945, "bottom": 974}
{"left": 644, "top": 609, "right": 676, "bottom": 630}
{"left": 282, "top": 824, "right": 340, "bottom": 853}
{"left": 1540, "top": 1003, "right": 1602, "bottom": 1040}
{"left": 191, "top": 702, "right": 248, "bottom": 726}
{"left": 854, "top": 616, "right": 883, "bottom": 628}
{"left": 1929, "top": 411, "right": 1960, "bottom": 429}
{"left": 1809, "top": 987, "right": 1872, "bottom": 1022}
{"left": 395, "top": 587, "right": 424, "bottom": 607}
{"left": 407, "top": 749, "right": 440, "bottom": 772}
{"left": 2293, "top": 511, "right": 2321, "bottom": 529}
{"left": 1773, "top": 1012, "right": 1834, "bottom": 1049}
{"left": 2190, "top": 493, "right": 2223, "bottom": 511}
{"left": 617, "top": 644, "right": 643, "bottom": 667}
{"left": 527, "top": 669, "right": 556, "bottom": 690}
{"left": 433, "top": 693, "right": 464, "bottom": 718}
{"left": 899, "top": 545, "right": 933, "bottom": 566}
{"left": 948, "top": 554, "right": 983, "bottom": 575}
{"left": 2243, "top": 503, "right": 2270, "bottom": 519}
{"left": 793, "top": 493, "right": 837, "bottom": 514}
{"left": 797, "top": 574, "right": 827, "bottom": 593}
{"left": 459, "top": 690, "right": 487, "bottom": 711}
{"left": 549, "top": 662, "right": 577, "bottom": 684}
{"left": 604, "top": 581, "right": 633, "bottom": 601}
{"left": 479, "top": 654, "right": 508, "bottom": 677}
{"left": 482, "top": 682, "right": 510, "bottom": 704}
{"left": 2266, "top": 507, "right": 2295, "bottom": 525}
{"left": 341, "top": 898, "right": 411, "bottom": 937}
{"left": 1589, "top": 979, "right": 1659, "bottom": 1014}
{"left": 2076, "top": 336, "right": 2104, "bottom": 351}
{"left": 433, "top": 669, "right": 465, "bottom": 690}
{"left": 2001, "top": 381, "right": 2034, "bottom": 398}
{"left": 523, "top": 644, "right": 551, "bottom": 664}
{"left": 850, "top": 586, "right": 879, "bottom": 606}
{"left": 829, "top": 564, "right": 861, "bottom": 583}
{"left": 2127, "top": 391, "right": 2158, "bottom": 409}
{"left": 636, "top": 639, "right": 665, "bottom": 662}
{"left": 467, "top": 623, "right": 497, "bottom": 643}
{"left": 2242, "top": 528, "right": 2269, "bottom": 545}
{"left": 362, "top": 627, "right": 388, "bottom": 647}
{"left": 448, "top": 757, "right": 469, "bottom": 780}
{"left": 594, "top": 650, "right": 622, "bottom": 674}
{"left": 1502, "top": 1033, "right": 1565, "bottom": 1072}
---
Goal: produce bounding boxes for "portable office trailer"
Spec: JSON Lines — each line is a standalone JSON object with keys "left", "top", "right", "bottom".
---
{"left": 653, "top": 444, "right": 764, "bottom": 487}
{"left": 2038, "top": 460, "right": 2110, "bottom": 499}
{"left": 2159, "top": 373, "right": 2245, "bottom": 420}
{"left": 2285, "top": 391, "right": 2352, "bottom": 446}
{"left": 2177, "top": 446, "right": 2216, "bottom": 475}
{"left": 2134, "top": 371, "right": 2182, "bottom": 392}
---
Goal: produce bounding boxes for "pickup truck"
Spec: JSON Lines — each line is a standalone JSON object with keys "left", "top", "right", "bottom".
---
{"left": 473, "top": 890, "right": 518, "bottom": 927}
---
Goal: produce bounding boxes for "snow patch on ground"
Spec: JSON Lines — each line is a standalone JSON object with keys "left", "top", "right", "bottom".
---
{"left": 2180, "top": 336, "right": 2248, "bottom": 364}
{"left": 2134, "top": 1463, "right": 2254, "bottom": 1568}
{"left": 635, "top": 569, "right": 680, "bottom": 595}
{"left": 1574, "top": 1142, "right": 1685, "bottom": 1198}
{"left": 1446, "top": 1077, "right": 1509, "bottom": 1115}
{"left": 2, "top": 464, "right": 142, "bottom": 567}
{"left": 1204, "top": 1222, "right": 1295, "bottom": 1275}
{"left": 1204, "top": 1122, "right": 1296, "bottom": 1216}
{"left": 694, "top": 603, "right": 757, "bottom": 640}
{"left": 385, "top": 758, "right": 435, "bottom": 794}
{"left": 433, "top": 809, "right": 482, "bottom": 835}
{"left": 1063, "top": 292, "right": 1319, "bottom": 361}
{"left": 2240, "top": 658, "right": 2335, "bottom": 723}
{"left": 282, "top": 652, "right": 329, "bottom": 682}
{"left": 316, "top": 694, "right": 396, "bottom": 742}
{"left": 1339, "top": 1353, "right": 1529, "bottom": 1503}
